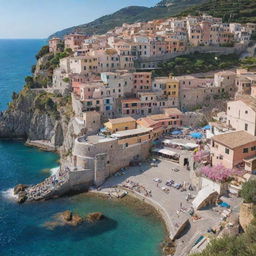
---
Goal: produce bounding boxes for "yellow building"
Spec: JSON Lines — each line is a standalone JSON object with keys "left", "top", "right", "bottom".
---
{"left": 165, "top": 76, "right": 179, "bottom": 98}
{"left": 104, "top": 116, "right": 136, "bottom": 133}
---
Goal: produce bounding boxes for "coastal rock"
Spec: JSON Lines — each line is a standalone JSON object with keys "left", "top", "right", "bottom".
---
{"left": 44, "top": 210, "right": 105, "bottom": 230}
{"left": 61, "top": 210, "right": 73, "bottom": 221}
{"left": 17, "top": 191, "right": 27, "bottom": 204}
{"left": 161, "top": 238, "right": 176, "bottom": 256}
{"left": 86, "top": 212, "right": 104, "bottom": 223}
{"left": 14, "top": 184, "right": 28, "bottom": 195}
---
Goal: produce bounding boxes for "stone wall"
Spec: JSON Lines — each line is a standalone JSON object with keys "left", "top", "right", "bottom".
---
{"left": 72, "top": 137, "right": 151, "bottom": 187}
{"left": 135, "top": 44, "right": 247, "bottom": 70}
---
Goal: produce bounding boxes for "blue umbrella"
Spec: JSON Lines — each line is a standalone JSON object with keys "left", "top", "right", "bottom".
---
{"left": 203, "top": 125, "right": 211, "bottom": 130}
{"left": 190, "top": 132, "right": 203, "bottom": 139}
{"left": 172, "top": 130, "right": 182, "bottom": 135}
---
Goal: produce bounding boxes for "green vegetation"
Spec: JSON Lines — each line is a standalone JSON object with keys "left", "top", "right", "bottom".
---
{"left": 191, "top": 226, "right": 256, "bottom": 256}
{"left": 62, "top": 77, "right": 70, "bottom": 83}
{"left": 240, "top": 180, "right": 256, "bottom": 204}
{"left": 36, "top": 45, "right": 49, "bottom": 60}
{"left": 192, "top": 180, "right": 256, "bottom": 256}
{"left": 153, "top": 53, "right": 240, "bottom": 76}
{"left": 50, "top": 0, "right": 256, "bottom": 39}
{"left": 251, "top": 32, "right": 256, "bottom": 40}
{"left": 28, "top": 47, "right": 73, "bottom": 89}
{"left": 34, "top": 92, "right": 60, "bottom": 119}
{"left": 240, "top": 57, "right": 256, "bottom": 70}
{"left": 179, "top": 0, "right": 256, "bottom": 24}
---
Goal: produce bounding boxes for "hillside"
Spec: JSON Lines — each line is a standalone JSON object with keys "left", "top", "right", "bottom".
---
{"left": 49, "top": 0, "right": 208, "bottom": 38}
{"left": 179, "top": 0, "right": 256, "bottom": 23}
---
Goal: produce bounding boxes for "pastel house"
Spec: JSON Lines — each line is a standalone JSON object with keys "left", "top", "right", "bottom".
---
{"left": 211, "top": 131, "right": 256, "bottom": 170}
{"left": 104, "top": 116, "right": 136, "bottom": 133}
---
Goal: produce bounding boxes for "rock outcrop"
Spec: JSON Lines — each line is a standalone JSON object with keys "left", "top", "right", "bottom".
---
{"left": 43, "top": 210, "right": 105, "bottom": 229}
{"left": 86, "top": 212, "right": 104, "bottom": 223}
{"left": 0, "top": 88, "right": 76, "bottom": 157}
{"left": 14, "top": 184, "right": 28, "bottom": 195}
{"left": 239, "top": 203, "right": 255, "bottom": 231}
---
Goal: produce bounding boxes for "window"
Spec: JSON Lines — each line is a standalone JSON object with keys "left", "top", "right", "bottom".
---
{"left": 243, "top": 148, "right": 249, "bottom": 153}
{"left": 225, "top": 148, "right": 229, "bottom": 154}
{"left": 245, "top": 123, "right": 248, "bottom": 131}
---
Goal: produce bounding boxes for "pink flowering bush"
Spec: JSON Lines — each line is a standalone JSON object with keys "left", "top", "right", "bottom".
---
{"left": 194, "top": 150, "right": 210, "bottom": 162}
{"left": 200, "top": 164, "right": 242, "bottom": 182}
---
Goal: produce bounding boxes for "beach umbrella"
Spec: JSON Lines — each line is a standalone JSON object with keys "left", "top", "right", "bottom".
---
{"left": 171, "top": 130, "right": 182, "bottom": 135}
{"left": 202, "top": 125, "right": 211, "bottom": 130}
{"left": 190, "top": 132, "right": 203, "bottom": 139}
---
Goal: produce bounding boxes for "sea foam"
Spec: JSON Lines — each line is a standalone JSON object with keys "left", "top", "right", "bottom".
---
{"left": 1, "top": 188, "right": 18, "bottom": 200}
{"left": 50, "top": 166, "right": 60, "bottom": 176}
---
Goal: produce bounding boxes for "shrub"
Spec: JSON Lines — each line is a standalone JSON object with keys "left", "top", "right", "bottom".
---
{"left": 31, "top": 65, "right": 36, "bottom": 74}
{"left": 200, "top": 164, "right": 241, "bottom": 182}
{"left": 36, "top": 45, "right": 49, "bottom": 60}
{"left": 240, "top": 180, "right": 256, "bottom": 203}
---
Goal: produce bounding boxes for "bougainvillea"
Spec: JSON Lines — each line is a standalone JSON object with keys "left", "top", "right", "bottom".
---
{"left": 200, "top": 164, "right": 242, "bottom": 182}
{"left": 194, "top": 150, "right": 210, "bottom": 162}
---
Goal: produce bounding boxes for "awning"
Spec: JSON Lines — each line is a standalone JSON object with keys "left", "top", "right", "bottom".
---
{"left": 185, "top": 143, "right": 198, "bottom": 149}
{"left": 153, "top": 148, "right": 177, "bottom": 156}
{"left": 162, "top": 139, "right": 172, "bottom": 144}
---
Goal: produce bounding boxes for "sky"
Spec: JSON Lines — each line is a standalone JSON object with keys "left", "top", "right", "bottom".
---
{"left": 0, "top": 0, "right": 159, "bottom": 39}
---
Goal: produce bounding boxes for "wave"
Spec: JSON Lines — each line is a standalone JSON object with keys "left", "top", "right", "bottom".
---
{"left": 50, "top": 166, "right": 60, "bottom": 176}
{"left": 1, "top": 188, "right": 18, "bottom": 200}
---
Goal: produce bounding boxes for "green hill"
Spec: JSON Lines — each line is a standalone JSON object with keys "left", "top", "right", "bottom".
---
{"left": 50, "top": 0, "right": 256, "bottom": 39}
{"left": 49, "top": 0, "right": 208, "bottom": 38}
{"left": 179, "top": 0, "right": 256, "bottom": 23}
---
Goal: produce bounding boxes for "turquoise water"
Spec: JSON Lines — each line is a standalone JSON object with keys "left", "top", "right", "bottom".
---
{"left": 0, "top": 40, "right": 165, "bottom": 256}
{"left": 0, "top": 141, "right": 165, "bottom": 256}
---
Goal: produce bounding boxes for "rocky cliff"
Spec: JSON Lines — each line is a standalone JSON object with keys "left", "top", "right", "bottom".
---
{"left": 239, "top": 202, "right": 255, "bottom": 231}
{"left": 0, "top": 49, "right": 76, "bottom": 156}
{"left": 0, "top": 87, "right": 75, "bottom": 155}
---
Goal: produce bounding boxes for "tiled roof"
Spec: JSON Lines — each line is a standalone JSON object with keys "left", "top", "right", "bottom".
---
{"left": 212, "top": 131, "right": 256, "bottom": 149}
{"left": 235, "top": 96, "right": 256, "bottom": 112}
{"left": 108, "top": 116, "right": 135, "bottom": 124}
{"left": 164, "top": 108, "right": 183, "bottom": 115}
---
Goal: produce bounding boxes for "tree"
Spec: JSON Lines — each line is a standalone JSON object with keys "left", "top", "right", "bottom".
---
{"left": 25, "top": 76, "right": 34, "bottom": 88}
{"left": 240, "top": 180, "right": 256, "bottom": 203}
{"left": 36, "top": 45, "right": 49, "bottom": 60}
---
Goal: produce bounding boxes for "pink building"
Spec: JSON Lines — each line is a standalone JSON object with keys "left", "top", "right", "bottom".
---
{"left": 148, "top": 108, "right": 183, "bottom": 132}
{"left": 211, "top": 131, "right": 256, "bottom": 169}
{"left": 64, "top": 34, "right": 87, "bottom": 51}
{"left": 121, "top": 98, "right": 142, "bottom": 116}
{"left": 49, "top": 37, "right": 62, "bottom": 53}
{"left": 132, "top": 72, "right": 152, "bottom": 93}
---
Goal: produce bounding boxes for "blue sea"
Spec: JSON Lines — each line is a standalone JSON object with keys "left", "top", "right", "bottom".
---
{"left": 0, "top": 40, "right": 165, "bottom": 256}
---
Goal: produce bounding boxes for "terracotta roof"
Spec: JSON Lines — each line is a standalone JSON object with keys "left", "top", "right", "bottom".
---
{"left": 148, "top": 114, "right": 169, "bottom": 120}
{"left": 235, "top": 96, "right": 256, "bottom": 112}
{"left": 164, "top": 108, "right": 183, "bottom": 115}
{"left": 212, "top": 131, "right": 256, "bottom": 149}
{"left": 121, "top": 98, "right": 141, "bottom": 103}
{"left": 137, "top": 117, "right": 158, "bottom": 127}
{"left": 107, "top": 116, "right": 135, "bottom": 124}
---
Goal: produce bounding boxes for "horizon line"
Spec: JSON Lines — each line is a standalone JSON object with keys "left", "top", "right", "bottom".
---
{"left": 0, "top": 38, "right": 47, "bottom": 40}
